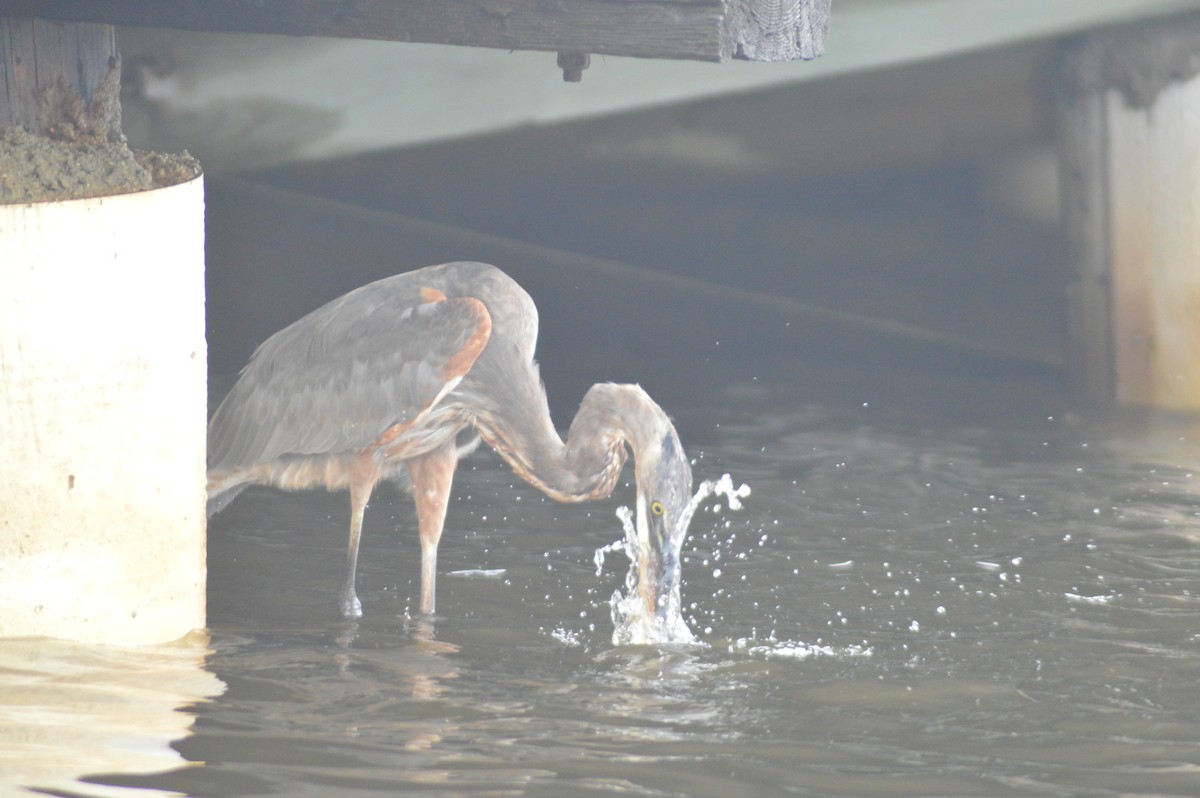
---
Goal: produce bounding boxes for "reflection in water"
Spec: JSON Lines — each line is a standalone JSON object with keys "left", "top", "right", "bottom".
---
{"left": 330, "top": 616, "right": 462, "bottom": 785}
{"left": 336, "top": 617, "right": 459, "bottom": 704}
{"left": 0, "top": 632, "right": 223, "bottom": 797}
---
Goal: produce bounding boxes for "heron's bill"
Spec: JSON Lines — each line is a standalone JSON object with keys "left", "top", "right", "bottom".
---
{"left": 635, "top": 509, "right": 679, "bottom": 623}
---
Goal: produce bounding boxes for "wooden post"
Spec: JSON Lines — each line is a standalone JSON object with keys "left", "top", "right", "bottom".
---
{"left": 1059, "top": 14, "right": 1200, "bottom": 411}
{"left": 0, "top": 17, "right": 120, "bottom": 136}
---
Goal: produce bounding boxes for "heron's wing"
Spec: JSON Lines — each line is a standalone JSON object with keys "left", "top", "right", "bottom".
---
{"left": 208, "top": 283, "right": 492, "bottom": 470}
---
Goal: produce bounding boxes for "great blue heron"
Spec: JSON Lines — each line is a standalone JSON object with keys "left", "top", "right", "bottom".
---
{"left": 207, "top": 261, "right": 694, "bottom": 620}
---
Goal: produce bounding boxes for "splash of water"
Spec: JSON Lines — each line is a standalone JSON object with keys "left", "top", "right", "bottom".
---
{"left": 594, "top": 473, "right": 751, "bottom": 646}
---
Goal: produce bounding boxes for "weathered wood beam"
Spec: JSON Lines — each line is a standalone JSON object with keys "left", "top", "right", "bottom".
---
{"left": 0, "top": 17, "right": 119, "bottom": 137}
{"left": 0, "top": 0, "right": 829, "bottom": 63}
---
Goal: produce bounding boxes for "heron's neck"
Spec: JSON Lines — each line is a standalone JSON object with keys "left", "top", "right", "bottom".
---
{"left": 473, "top": 380, "right": 663, "bottom": 503}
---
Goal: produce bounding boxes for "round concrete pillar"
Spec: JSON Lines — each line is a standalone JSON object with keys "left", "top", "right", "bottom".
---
{"left": 0, "top": 176, "right": 207, "bottom": 644}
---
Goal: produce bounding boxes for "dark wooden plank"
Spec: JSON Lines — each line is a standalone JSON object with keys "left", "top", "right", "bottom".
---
{"left": 0, "top": 0, "right": 828, "bottom": 63}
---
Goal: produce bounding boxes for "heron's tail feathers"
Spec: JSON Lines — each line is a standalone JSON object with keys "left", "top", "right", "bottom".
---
{"left": 206, "top": 482, "right": 248, "bottom": 518}
{"left": 206, "top": 464, "right": 270, "bottom": 518}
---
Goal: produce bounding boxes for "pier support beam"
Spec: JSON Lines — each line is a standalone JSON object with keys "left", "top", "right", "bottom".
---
{"left": 0, "top": 18, "right": 207, "bottom": 644}
{"left": 1059, "top": 14, "right": 1200, "bottom": 411}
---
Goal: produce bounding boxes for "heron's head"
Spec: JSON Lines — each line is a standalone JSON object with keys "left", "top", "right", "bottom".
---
{"left": 633, "top": 421, "right": 694, "bottom": 624}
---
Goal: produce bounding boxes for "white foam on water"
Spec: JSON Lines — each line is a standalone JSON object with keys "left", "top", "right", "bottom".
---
{"left": 731, "top": 638, "right": 874, "bottom": 660}
{"left": 447, "top": 568, "right": 507, "bottom": 578}
{"left": 1065, "top": 592, "right": 1116, "bottom": 605}
{"left": 594, "top": 473, "right": 751, "bottom": 646}
{"left": 549, "top": 626, "right": 585, "bottom": 647}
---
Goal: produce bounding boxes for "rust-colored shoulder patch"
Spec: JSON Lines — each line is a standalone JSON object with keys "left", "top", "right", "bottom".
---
{"left": 374, "top": 417, "right": 416, "bottom": 447}
{"left": 420, "top": 286, "right": 448, "bottom": 303}
{"left": 367, "top": 295, "right": 492, "bottom": 453}
{"left": 441, "top": 297, "right": 492, "bottom": 381}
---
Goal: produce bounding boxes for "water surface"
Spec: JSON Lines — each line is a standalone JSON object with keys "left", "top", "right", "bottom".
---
{"left": 12, "top": 369, "right": 1200, "bottom": 797}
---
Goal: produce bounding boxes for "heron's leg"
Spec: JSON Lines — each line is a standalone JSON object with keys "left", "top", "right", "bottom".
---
{"left": 342, "top": 456, "right": 381, "bottom": 618}
{"left": 406, "top": 440, "right": 459, "bottom": 615}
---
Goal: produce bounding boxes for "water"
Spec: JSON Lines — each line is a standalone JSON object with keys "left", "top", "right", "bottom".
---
{"left": 7, "top": 372, "right": 1200, "bottom": 796}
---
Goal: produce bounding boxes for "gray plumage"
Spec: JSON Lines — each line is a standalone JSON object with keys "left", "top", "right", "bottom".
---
{"left": 207, "top": 261, "right": 693, "bottom": 618}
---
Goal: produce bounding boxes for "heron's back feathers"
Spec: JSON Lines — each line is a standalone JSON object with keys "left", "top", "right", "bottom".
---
{"left": 206, "top": 263, "right": 511, "bottom": 503}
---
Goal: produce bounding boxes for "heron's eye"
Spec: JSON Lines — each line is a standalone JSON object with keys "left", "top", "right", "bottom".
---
{"left": 650, "top": 500, "right": 665, "bottom": 516}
